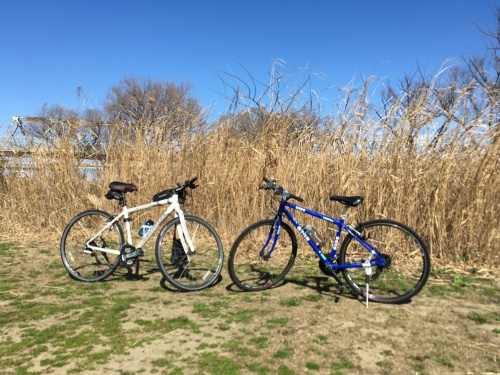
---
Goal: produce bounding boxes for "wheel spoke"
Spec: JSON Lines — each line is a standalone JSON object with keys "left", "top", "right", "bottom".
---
{"left": 155, "top": 216, "right": 223, "bottom": 291}
{"left": 61, "top": 210, "right": 123, "bottom": 282}
{"left": 340, "top": 219, "right": 430, "bottom": 304}
{"left": 228, "top": 220, "right": 297, "bottom": 291}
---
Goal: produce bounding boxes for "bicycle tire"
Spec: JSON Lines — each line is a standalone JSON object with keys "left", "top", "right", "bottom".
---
{"left": 339, "top": 219, "right": 431, "bottom": 304}
{"left": 60, "top": 210, "right": 124, "bottom": 282}
{"left": 155, "top": 215, "right": 224, "bottom": 292}
{"left": 228, "top": 219, "right": 297, "bottom": 291}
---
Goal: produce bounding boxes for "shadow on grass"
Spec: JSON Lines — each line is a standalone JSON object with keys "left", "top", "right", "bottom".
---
{"left": 286, "top": 275, "right": 357, "bottom": 303}
{"left": 225, "top": 272, "right": 358, "bottom": 303}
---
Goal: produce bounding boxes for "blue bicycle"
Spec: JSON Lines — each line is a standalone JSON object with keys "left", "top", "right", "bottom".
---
{"left": 227, "top": 178, "right": 431, "bottom": 304}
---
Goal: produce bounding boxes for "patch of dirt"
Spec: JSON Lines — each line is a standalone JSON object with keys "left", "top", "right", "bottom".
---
{"left": 1, "top": 242, "right": 499, "bottom": 375}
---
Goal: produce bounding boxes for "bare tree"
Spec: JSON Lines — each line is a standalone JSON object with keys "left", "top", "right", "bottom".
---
{"left": 104, "top": 76, "right": 203, "bottom": 144}
{"left": 466, "top": 5, "right": 500, "bottom": 128}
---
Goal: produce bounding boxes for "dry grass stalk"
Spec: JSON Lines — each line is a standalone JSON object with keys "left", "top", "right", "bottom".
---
{"left": 0, "top": 70, "right": 498, "bottom": 271}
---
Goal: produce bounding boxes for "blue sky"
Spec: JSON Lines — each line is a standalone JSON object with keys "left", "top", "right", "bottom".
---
{"left": 1, "top": 0, "right": 498, "bottom": 137}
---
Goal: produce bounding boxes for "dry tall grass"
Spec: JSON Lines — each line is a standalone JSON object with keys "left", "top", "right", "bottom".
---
{"left": 0, "top": 73, "right": 498, "bottom": 271}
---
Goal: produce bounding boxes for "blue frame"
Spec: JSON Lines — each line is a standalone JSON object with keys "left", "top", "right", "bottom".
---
{"left": 264, "top": 199, "right": 388, "bottom": 269}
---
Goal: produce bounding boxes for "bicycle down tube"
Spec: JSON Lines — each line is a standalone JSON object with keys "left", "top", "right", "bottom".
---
{"left": 268, "top": 200, "right": 388, "bottom": 269}
{"left": 228, "top": 177, "right": 431, "bottom": 304}
{"left": 85, "top": 194, "right": 195, "bottom": 257}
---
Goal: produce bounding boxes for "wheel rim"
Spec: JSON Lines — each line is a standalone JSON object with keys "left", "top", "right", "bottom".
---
{"left": 341, "top": 222, "right": 429, "bottom": 302}
{"left": 62, "top": 212, "right": 122, "bottom": 281}
{"left": 157, "top": 217, "right": 223, "bottom": 291}
{"left": 230, "top": 222, "right": 295, "bottom": 290}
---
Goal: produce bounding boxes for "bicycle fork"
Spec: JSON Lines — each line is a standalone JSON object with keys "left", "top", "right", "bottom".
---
{"left": 174, "top": 211, "right": 197, "bottom": 260}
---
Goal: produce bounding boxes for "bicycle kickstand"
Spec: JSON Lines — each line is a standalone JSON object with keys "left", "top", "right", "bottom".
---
{"left": 362, "top": 260, "right": 372, "bottom": 308}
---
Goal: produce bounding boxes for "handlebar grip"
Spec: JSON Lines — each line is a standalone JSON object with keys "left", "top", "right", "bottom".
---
{"left": 289, "top": 193, "right": 304, "bottom": 202}
{"left": 263, "top": 177, "right": 271, "bottom": 183}
{"left": 184, "top": 177, "right": 198, "bottom": 189}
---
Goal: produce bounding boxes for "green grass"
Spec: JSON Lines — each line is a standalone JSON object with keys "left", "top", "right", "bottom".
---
{"left": 450, "top": 274, "right": 473, "bottom": 288}
{"left": 305, "top": 361, "right": 320, "bottom": 370}
{"left": 135, "top": 316, "right": 201, "bottom": 334}
{"left": 280, "top": 296, "right": 302, "bottom": 306}
{"left": 467, "top": 311, "right": 500, "bottom": 324}
{"left": 197, "top": 352, "right": 241, "bottom": 374}
{"left": 273, "top": 347, "right": 294, "bottom": 359}
{"left": 330, "top": 356, "right": 355, "bottom": 373}
{"left": 249, "top": 336, "right": 268, "bottom": 348}
{"left": 1, "top": 241, "right": 500, "bottom": 375}
{"left": 192, "top": 300, "right": 229, "bottom": 318}
{"left": 245, "top": 361, "right": 272, "bottom": 374}
{"left": 266, "top": 317, "right": 288, "bottom": 328}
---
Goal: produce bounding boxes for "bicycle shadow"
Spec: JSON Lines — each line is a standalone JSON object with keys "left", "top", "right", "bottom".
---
{"left": 286, "top": 275, "right": 358, "bottom": 303}
{"left": 156, "top": 273, "right": 224, "bottom": 292}
{"left": 225, "top": 273, "right": 358, "bottom": 303}
{"left": 100, "top": 257, "right": 225, "bottom": 293}
{"left": 288, "top": 275, "right": 413, "bottom": 305}
{"left": 104, "top": 258, "right": 159, "bottom": 282}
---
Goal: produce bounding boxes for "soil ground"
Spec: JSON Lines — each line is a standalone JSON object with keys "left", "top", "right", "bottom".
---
{"left": 0, "top": 242, "right": 499, "bottom": 375}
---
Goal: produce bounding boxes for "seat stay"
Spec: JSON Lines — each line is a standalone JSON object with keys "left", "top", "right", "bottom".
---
{"left": 343, "top": 224, "right": 387, "bottom": 266}
{"left": 84, "top": 211, "right": 125, "bottom": 253}
{"left": 280, "top": 201, "right": 386, "bottom": 267}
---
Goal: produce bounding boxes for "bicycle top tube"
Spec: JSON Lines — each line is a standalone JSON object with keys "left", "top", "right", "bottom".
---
{"left": 261, "top": 177, "right": 386, "bottom": 268}
{"left": 283, "top": 201, "right": 339, "bottom": 226}
{"left": 100, "top": 177, "right": 199, "bottom": 249}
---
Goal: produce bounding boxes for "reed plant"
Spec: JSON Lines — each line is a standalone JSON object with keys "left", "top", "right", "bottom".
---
{"left": 0, "top": 62, "right": 498, "bottom": 271}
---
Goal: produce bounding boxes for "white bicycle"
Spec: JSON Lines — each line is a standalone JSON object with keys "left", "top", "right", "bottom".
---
{"left": 60, "top": 177, "right": 224, "bottom": 291}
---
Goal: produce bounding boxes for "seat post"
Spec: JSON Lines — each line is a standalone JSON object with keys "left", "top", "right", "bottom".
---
{"left": 120, "top": 193, "right": 127, "bottom": 207}
{"left": 341, "top": 206, "right": 349, "bottom": 220}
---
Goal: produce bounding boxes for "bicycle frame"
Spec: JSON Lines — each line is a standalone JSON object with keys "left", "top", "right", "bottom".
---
{"left": 85, "top": 194, "right": 195, "bottom": 256}
{"left": 268, "top": 199, "right": 387, "bottom": 269}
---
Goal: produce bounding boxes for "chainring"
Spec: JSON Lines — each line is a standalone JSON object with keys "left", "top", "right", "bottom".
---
{"left": 318, "top": 260, "right": 339, "bottom": 277}
{"left": 120, "top": 244, "right": 139, "bottom": 267}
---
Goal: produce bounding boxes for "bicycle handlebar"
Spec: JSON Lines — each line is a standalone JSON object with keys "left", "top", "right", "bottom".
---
{"left": 174, "top": 177, "right": 198, "bottom": 194}
{"left": 261, "top": 177, "right": 304, "bottom": 202}
{"left": 185, "top": 177, "right": 198, "bottom": 189}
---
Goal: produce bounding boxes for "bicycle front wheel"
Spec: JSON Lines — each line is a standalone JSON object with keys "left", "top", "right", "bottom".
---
{"left": 339, "top": 219, "right": 431, "bottom": 304}
{"left": 155, "top": 216, "right": 224, "bottom": 292}
{"left": 60, "top": 210, "right": 124, "bottom": 282}
{"left": 228, "top": 219, "right": 297, "bottom": 291}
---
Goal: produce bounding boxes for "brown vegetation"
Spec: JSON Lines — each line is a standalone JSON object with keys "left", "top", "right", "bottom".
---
{"left": 0, "top": 13, "right": 498, "bottom": 271}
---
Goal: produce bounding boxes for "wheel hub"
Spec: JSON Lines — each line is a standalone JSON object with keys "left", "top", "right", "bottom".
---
{"left": 379, "top": 253, "right": 392, "bottom": 268}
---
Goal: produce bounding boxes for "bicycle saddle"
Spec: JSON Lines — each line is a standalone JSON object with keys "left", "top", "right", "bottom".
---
{"left": 330, "top": 195, "right": 364, "bottom": 207}
{"left": 108, "top": 181, "right": 138, "bottom": 193}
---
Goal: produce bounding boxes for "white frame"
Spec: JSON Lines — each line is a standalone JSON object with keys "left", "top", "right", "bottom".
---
{"left": 84, "top": 194, "right": 195, "bottom": 257}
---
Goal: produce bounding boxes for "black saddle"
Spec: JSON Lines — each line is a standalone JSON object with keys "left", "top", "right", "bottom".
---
{"left": 329, "top": 195, "right": 364, "bottom": 207}
{"left": 108, "top": 181, "right": 138, "bottom": 193}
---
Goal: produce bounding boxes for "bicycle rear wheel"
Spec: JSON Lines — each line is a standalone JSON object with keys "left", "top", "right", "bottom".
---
{"left": 339, "top": 219, "right": 431, "bottom": 304}
{"left": 155, "top": 216, "right": 224, "bottom": 292}
{"left": 60, "top": 210, "right": 124, "bottom": 282}
{"left": 228, "top": 219, "right": 297, "bottom": 291}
